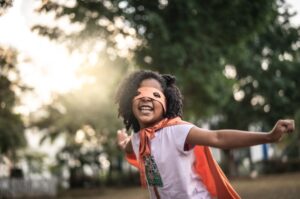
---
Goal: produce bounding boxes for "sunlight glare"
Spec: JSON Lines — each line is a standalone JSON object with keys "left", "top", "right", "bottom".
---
{"left": 223, "top": 64, "right": 237, "bottom": 79}
{"left": 233, "top": 84, "right": 245, "bottom": 101}
{"left": 0, "top": 0, "right": 86, "bottom": 115}
{"left": 75, "top": 129, "right": 85, "bottom": 144}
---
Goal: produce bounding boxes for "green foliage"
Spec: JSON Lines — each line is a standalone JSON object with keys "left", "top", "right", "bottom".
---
{"left": 0, "top": 47, "right": 26, "bottom": 156}
{"left": 31, "top": 57, "right": 126, "bottom": 145}
{"left": 220, "top": 5, "right": 300, "bottom": 130}
{"left": 31, "top": 0, "right": 300, "bottom": 178}
{"left": 30, "top": 57, "right": 128, "bottom": 184}
{"left": 32, "top": 0, "right": 281, "bottom": 119}
{"left": 33, "top": 0, "right": 299, "bottom": 131}
{"left": 125, "top": 0, "right": 278, "bottom": 119}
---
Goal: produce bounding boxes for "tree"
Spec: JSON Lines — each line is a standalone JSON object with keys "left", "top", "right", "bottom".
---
{"left": 221, "top": 6, "right": 300, "bottom": 129}
{"left": 32, "top": 0, "right": 277, "bottom": 119}
{"left": 216, "top": 4, "right": 300, "bottom": 174}
{"left": 30, "top": 56, "right": 129, "bottom": 186}
{"left": 0, "top": 0, "right": 28, "bottom": 179}
{"left": 0, "top": 46, "right": 27, "bottom": 173}
{"left": 32, "top": 0, "right": 300, "bottom": 177}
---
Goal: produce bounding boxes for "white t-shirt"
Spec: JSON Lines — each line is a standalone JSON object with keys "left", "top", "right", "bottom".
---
{"left": 131, "top": 124, "right": 212, "bottom": 199}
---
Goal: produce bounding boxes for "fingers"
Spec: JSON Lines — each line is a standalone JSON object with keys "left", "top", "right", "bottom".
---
{"left": 117, "top": 128, "right": 127, "bottom": 139}
{"left": 117, "top": 128, "right": 129, "bottom": 150}
{"left": 278, "top": 119, "right": 295, "bottom": 133}
{"left": 117, "top": 128, "right": 126, "bottom": 135}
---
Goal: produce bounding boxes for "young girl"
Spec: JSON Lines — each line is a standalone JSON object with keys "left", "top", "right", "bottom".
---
{"left": 115, "top": 70, "right": 294, "bottom": 199}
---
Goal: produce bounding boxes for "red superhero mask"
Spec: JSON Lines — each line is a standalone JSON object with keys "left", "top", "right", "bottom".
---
{"left": 133, "top": 87, "right": 166, "bottom": 113}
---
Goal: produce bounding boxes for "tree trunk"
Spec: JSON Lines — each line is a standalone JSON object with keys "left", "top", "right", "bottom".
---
{"left": 222, "top": 149, "right": 238, "bottom": 177}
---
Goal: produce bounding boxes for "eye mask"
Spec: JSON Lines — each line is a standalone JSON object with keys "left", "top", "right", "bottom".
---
{"left": 133, "top": 87, "right": 166, "bottom": 112}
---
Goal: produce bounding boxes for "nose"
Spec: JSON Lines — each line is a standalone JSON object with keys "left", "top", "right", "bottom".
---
{"left": 140, "top": 96, "right": 152, "bottom": 102}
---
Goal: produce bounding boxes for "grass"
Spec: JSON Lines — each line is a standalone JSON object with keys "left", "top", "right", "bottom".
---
{"left": 57, "top": 172, "right": 300, "bottom": 199}
{"left": 232, "top": 172, "right": 300, "bottom": 199}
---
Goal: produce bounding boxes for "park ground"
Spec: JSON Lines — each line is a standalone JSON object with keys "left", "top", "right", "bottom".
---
{"left": 58, "top": 172, "right": 300, "bottom": 199}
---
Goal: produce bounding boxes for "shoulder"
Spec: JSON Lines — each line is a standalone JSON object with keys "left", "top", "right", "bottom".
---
{"left": 156, "top": 123, "right": 195, "bottom": 139}
{"left": 163, "top": 123, "right": 195, "bottom": 132}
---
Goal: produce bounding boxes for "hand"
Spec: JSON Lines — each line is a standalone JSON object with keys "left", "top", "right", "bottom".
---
{"left": 117, "top": 128, "right": 130, "bottom": 151}
{"left": 268, "top": 119, "right": 295, "bottom": 142}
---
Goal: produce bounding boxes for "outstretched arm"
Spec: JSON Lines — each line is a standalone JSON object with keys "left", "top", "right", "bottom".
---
{"left": 186, "top": 119, "right": 295, "bottom": 150}
{"left": 117, "top": 129, "right": 134, "bottom": 154}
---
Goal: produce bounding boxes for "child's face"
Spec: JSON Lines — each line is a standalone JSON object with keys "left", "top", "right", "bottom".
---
{"left": 132, "top": 78, "right": 165, "bottom": 129}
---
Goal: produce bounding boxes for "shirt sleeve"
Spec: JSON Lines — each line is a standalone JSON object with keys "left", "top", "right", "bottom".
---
{"left": 171, "top": 124, "right": 194, "bottom": 152}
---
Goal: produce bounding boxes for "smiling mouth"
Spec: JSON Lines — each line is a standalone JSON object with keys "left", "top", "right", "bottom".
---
{"left": 139, "top": 105, "right": 153, "bottom": 112}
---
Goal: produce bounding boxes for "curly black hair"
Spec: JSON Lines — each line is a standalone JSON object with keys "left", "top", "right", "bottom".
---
{"left": 115, "top": 70, "right": 183, "bottom": 132}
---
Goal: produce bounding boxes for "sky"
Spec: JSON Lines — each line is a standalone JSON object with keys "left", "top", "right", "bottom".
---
{"left": 0, "top": 0, "right": 84, "bottom": 115}
{"left": 288, "top": 0, "right": 300, "bottom": 26}
{"left": 0, "top": 0, "right": 299, "bottom": 163}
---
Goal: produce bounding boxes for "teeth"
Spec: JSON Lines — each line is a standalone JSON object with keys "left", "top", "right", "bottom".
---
{"left": 141, "top": 107, "right": 152, "bottom": 110}
{"left": 139, "top": 105, "right": 152, "bottom": 110}
{"left": 139, "top": 105, "right": 153, "bottom": 112}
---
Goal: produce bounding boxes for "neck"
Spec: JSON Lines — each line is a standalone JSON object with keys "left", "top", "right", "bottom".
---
{"left": 139, "top": 117, "right": 166, "bottom": 130}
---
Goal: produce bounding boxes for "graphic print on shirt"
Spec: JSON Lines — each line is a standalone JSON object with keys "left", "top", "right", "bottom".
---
{"left": 144, "top": 155, "right": 163, "bottom": 187}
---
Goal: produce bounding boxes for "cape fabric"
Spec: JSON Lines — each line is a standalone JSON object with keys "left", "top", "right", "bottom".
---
{"left": 125, "top": 117, "right": 241, "bottom": 199}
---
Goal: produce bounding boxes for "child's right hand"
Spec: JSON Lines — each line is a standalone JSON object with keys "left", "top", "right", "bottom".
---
{"left": 117, "top": 128, "right": 130, "bottom": 151}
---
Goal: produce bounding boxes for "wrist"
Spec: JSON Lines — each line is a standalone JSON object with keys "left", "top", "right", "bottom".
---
{"left": 118, "top": 137, "right": 129, "bottom": 150}
{"left": 123, "top": 139, "right": 130, "bottom": 150}
{"left": 266, "top": 131, "right": 275, "bottom": 143}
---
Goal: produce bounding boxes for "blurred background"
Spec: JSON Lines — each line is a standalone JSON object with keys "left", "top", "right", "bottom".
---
{"left": 0, "top": 0, "right": 300, "bottom": 198}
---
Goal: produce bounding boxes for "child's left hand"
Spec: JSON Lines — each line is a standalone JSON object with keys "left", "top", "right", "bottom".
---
{"left": 268, "top": 119, "right": 295, "bottom": 142}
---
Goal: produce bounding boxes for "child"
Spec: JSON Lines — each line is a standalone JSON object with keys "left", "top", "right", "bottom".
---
{"left": 115, "top": 70, "right": 294, "bottom": 199}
